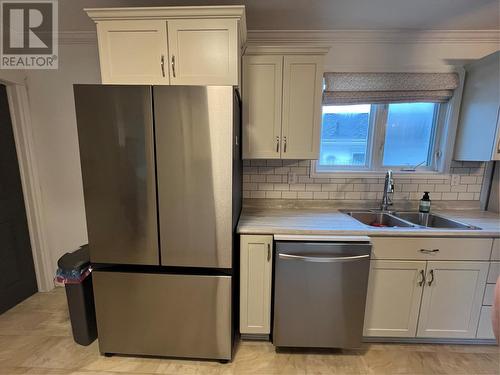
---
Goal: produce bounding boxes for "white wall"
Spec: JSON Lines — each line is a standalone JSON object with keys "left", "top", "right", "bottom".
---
{"left": 7, "top": 32, "right": 499, "bottom": 290}
{"left": 24, "top": 42, "right": 100, "bottom": 281}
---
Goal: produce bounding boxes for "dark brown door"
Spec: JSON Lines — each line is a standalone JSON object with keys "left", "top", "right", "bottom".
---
{"left": 0, "top": 84, "right": 37, "bottom": 313}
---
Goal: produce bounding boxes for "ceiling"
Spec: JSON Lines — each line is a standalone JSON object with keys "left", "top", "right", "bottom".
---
{"left": 60, "top": 0, "right": 500, "bottom": 32}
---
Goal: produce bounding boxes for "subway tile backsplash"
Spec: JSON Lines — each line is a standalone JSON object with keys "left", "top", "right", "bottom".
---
{"left": 242, "top": 160, "right": 485, "bottom": 201}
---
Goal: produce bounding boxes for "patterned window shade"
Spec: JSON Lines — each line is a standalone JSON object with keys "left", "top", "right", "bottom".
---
{"left": 323, "top": 72, "right": 460, "bottom": 105}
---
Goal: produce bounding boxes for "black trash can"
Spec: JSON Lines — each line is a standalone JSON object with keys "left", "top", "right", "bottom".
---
{"left": 56, "top": 245, "right": 97, "bottom": 346}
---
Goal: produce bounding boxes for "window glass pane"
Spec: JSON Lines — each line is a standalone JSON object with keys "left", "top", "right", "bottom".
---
{"left": 319, "top": 104, "right": 371, "bottom": 167}
{"left": 382, "top": 103, "right": 437, "bottom": 167}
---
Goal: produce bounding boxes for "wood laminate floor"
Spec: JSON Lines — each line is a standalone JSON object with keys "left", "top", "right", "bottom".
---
{"left": 0, "top": 288, "right": 498, "bottom": 375}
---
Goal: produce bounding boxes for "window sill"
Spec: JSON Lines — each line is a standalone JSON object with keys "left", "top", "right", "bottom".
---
{"left": 310, "top": 162, "right": 448, "bottom": 180}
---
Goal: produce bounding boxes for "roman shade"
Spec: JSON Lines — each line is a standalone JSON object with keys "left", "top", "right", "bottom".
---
{"left": 323, "top": 72, "right": 460, "bottom": 105}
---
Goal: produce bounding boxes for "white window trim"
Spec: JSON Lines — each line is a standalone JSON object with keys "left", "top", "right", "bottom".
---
{"left": 312, "top": 99, "right": 458, "bottom": 178}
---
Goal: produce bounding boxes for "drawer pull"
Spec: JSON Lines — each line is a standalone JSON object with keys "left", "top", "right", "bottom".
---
{"left": 418, "top": 269, "right": 426, "bottom": 286}
{"left": 420, "top": 248, "right": 439, "bottom": 253}
{"left": 428, "top": 269, "right": 435, "bottom": 286}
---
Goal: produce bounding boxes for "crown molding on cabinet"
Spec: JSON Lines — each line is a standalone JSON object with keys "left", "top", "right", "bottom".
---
{"left": 84, "top": 6, "right": 247, "bottom": 46}
{"left": 247, "top": 29, "right": 500, "bottom": 45}
{"left": 59, "top": 31, "right": 97, "bottom": 45}
{"left": 244, "top": 45, "right": 330, "bottom": 55}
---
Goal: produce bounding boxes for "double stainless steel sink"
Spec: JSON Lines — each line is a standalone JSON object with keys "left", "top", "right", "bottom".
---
{"left": 342, "top": 210, "right": 481, "bottom": 230}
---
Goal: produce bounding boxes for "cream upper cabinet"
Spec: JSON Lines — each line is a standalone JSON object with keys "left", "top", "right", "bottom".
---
{"left": 364, "top": 260, "right": 426, "bottom": 337}
{"left": 242, "top": 55, "right": 283, "bottom": 159}
{"left": 242, "top": 47, "right": 328, "bottom": 160}
{"left": 167, "top": 19, "right": 238, "bottom": 85}
{"left": 96, "top": 20, "right": 169, "bottom": 84}
{"left": 240, "top": 235, "right": 273, "bottom": 335}
{"left": 86, "top": 6, "right": 246, "bottom": 86}
{"left": 417, "top": 261, "right": 488, "bottom": 339}
{"left": 281, "top": 55, "right": 323, "bottom": 159}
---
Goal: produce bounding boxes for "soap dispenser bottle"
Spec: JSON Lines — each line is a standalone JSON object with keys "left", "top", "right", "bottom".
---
{"left": 419, "top": 192, "right": 431, "bottom": 213}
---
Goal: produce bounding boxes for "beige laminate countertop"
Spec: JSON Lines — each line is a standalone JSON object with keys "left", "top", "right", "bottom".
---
{"left": 238, "top": 206, "right": 500, "bottom": 238}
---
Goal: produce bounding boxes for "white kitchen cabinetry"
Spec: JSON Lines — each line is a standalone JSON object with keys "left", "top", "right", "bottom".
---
{"left": 365, "top": 237, "right": 494, "bottom": 340}
{"left": 417, "top": 261, "right": 488, "bottom": 338}
{"left": 364, "top": 260, "right": 426, "bottom": 337}
{"left": 85, "top": 6, "right": 246, "bottom": 85}
{"left": 240, "top": 235, "right": 273, "bottom": 335}
{"left": 96, "top": 20, "right": 169, "bottom": 84}
{"left": 167, "top": 19, "right": 238, "bottom": 85}
{"left": 454, "top": 51, "right": 500, "bottom": 161}
{"left": 242, "top": 55, "right": 283, "bottom": 158}
{"left": 242, "top": 47, "right": 327, "bottom": 159}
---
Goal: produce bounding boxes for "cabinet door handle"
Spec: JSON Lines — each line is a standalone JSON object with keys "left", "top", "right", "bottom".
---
{"left": 171, "top": 55, "right": 176, "bottom": 78}
{"left": 283, "top": 136, "right": 287, "bottom": 153}
{"left": 276, "top": 136, "right": 280, "bottom": 153}
{"left": 267, "top": 243, "right": 271, "bottom": 262}
{"left": 427, "top": 269, "right": 434, "bottom": 286}
{"left": 420, "top": 248, "right": 439, "bottom": 253}
{"left": 418, "top": 269, "right": 426, "bottom": 287}
{"left": 160, "top": 55, "right": 165, "bottom": 77}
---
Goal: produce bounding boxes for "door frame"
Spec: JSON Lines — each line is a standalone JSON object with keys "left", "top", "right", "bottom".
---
{"left": 0, "top": 74, "right": 53, "bottom": 292}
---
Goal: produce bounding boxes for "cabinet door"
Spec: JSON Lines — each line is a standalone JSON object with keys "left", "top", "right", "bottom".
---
{"left": 240, "top": 235, "right": 273, "bottom": 334}
{"left": 492, "top": 107, "right": 500, "bottom": 160}
{"left": 242, "top": 55, "right": 283, "bottom": 159}
{"left": 454, "top": 51, "right": 499, "bottom": 161}
{"left": 167, "top": 19, "right": 238, "bottom": 85}
{"left": 96, "top": 20, "right": 169, "bottom": 84}
{"left": 364, "top": 260, "right": 426, "bottom": 337}
{"left": 417, "top": 261, "right": 488, "bottom": 338}
{"left": 281, "top": 55, "right": 323, "bottom": 159}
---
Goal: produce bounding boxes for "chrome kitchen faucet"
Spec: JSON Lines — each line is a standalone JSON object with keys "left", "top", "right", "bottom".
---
{"left": 381, "top": 170, "right": 394, "bottom": 211}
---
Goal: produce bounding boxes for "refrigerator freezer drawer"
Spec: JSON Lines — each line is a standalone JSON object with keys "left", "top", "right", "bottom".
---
{"left": 93, "top": 271, "right": 233, "bottom": 360}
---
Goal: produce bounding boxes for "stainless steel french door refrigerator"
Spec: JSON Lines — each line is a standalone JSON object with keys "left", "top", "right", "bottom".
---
{"left": 74, "top": 85, "right": 242, "bottom": 361}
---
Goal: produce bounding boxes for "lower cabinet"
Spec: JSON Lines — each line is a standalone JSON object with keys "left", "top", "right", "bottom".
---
{"left": 364, "top": 260, "right": 426, "bottom": 337}
{"left": 417, "top": 261, "right": 488, "bottom": 338}
{"left": 240, "top": 235, "right": 273, "bottom": 334}
{"left": 364, "top": 260, "right": 489, "bottom": 339}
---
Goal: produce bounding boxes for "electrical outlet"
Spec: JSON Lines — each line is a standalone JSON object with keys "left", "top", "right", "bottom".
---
{"left": 451, "top": 174, "right": 460, "bottom": 186}
{"left": 288, "top": 172, "right": 297, "bottom": 184}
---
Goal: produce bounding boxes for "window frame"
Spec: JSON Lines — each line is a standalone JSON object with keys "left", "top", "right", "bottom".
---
{"left": 313, "top": 102, "right": 443, "bottom": 176}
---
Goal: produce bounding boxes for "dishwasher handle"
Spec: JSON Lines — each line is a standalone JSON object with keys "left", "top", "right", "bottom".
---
{"left": 278, "top": 253, "right": 369, "bottom": 263}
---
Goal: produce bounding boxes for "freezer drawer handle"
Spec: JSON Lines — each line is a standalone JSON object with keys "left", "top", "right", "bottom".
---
{"left": 278, "top": 253, "right": 369, "bottom": 263}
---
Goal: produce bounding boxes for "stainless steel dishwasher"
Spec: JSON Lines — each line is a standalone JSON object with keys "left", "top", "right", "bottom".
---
{"left": 273, "top": 235, "right": 372, "bottom": 349}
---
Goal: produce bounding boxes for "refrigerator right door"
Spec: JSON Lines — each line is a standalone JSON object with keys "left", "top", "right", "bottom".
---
{"left": 154, "top": 86, "right": 234, "bottom": 269}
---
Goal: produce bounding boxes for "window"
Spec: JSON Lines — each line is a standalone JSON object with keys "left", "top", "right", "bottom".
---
{"left": 316, "top": 102, "right": 440, "bottom": 173}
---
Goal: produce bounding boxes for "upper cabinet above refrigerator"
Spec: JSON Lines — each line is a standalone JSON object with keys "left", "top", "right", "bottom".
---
{"left": 454, "top": 51, "right": 500, "bottom": 161}
{"left": 85, "top": 6, "right": 246, "bottom": 86}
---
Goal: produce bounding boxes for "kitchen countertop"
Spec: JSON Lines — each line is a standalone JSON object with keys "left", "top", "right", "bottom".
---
{"left": 237, "top": 203, "right": 500, "bottom": 238}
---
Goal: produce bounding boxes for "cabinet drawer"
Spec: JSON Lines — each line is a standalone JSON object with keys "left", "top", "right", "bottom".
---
{"left": 371, "top": 238, "right": 492, "bottom": 261}
{"left": 487, "top": 262, "right": 500, "bottom": 283}
{"left": 483, "top": 284, "right": 495, "bottom": 306}
{"left": 476, "top": 306, "right": 495, "bottom": 339}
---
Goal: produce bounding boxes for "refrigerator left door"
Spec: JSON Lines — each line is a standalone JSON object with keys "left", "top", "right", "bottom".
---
{"left": 74, "top": 85, "right": 159, "bottom": 265}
